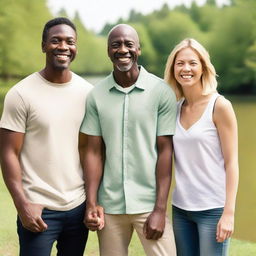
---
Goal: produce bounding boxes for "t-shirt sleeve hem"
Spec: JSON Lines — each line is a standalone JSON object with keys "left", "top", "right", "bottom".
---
{"left": 0, "top": 123, "right": 25, "bottom": 133}
{"left": 157, "top": 130, "right": 175, "bottom": 136}
{"left": 80, "top": 128, "right": 102, "bottom": 136}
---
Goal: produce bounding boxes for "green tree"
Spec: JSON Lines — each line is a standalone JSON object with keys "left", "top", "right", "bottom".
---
{"left": 0, "top": 0, "right": 51, "bottom": 78}
{"left": 244, "top": 42, "right": 256, "bottom": 93}
{"left": 128, "top": 9, "right": 143, "bottom": 23}
{"left": 0, "top": 0, "right": 26, "bottom": 78}
{"left": 153, "top": 3, "right": 170, "bottom": 19}
{"left": 189, "top": 3, "right": 221, "bottom": 32}
{"left": 16, "top": 0, "right": 52, "bottom": 75}
{"left": 71, "top": 13, "right": 111, "bottom": 75}
{"left": 147, "top": 11, "right": 203, "bottom": 76}
{"left": 129, "top": 23, "right": 157, "bottom": 73}
{"left": 205, "top": 0, "right": 217, "bottom": 6}
{"left": 209, "top": 2, "right": 256, "bottom": 92}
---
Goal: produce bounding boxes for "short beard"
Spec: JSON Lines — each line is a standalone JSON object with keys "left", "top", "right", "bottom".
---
{"left": 115, "top": 62, "right": 134, "bottom": 72}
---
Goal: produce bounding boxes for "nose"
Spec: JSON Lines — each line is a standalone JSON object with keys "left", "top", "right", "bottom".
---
{"left": 118, "top": 43, "right": 128, "bottom": 54}
{"left": 58, "top": 40, "right": 68, "bottom": 50}
{"left": 183, "top": 63, "right": 191, "bottom": 71}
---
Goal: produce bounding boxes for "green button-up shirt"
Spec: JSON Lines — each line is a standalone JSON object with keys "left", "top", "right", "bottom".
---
{"left": 80, "top": 67, "right": 177, "bottom": 214}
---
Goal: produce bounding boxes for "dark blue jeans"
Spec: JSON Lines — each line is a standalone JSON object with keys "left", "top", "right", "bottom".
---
{"left": 172, "top": 205, "right": 230, "bottom": 256}
{"left": 17, "top": 202, "right": 88, "bottom": 256}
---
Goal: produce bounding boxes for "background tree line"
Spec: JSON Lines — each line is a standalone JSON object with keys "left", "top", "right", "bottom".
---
{"left": 0, "top": 0, "right": 255, "bottom": 94}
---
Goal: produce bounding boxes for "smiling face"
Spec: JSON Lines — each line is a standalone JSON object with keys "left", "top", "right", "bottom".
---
{"left": 107, "top": 25, "right": 141, "bottom": 72}
{"left": 174, "top": 47, "right": 203, "bottom": 89}
{"left": 42, "top": 24, "right": 77, "bottom": 71}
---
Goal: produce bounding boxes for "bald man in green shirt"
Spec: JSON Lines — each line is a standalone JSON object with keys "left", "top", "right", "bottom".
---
{"left": 80, "top": 24, "right": 177, "bottom": 256}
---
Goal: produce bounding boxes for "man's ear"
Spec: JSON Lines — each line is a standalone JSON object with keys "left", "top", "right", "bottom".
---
{"left": 42, "top": 41, "right": 46, "bottom": 53}
{"left": 107, "top": 46, "right": 110, "bottom": 57}
{"left": 138, "top": 46, "right": 141, "bottom": 56}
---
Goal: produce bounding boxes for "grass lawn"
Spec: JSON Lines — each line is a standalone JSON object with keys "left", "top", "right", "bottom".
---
{"left": 0, "top": 177, "right": 256, "bottom": 256}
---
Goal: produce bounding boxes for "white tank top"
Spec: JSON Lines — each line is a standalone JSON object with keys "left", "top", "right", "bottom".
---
{"left": 172, "top": 93, "right": 226, "bottom": 211}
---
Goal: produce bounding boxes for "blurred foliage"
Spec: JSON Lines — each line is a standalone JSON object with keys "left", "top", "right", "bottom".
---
{"left": 0, "top": 0, "right": 110, "bottom": 78}
{"left": 71, "top": 12, "right": 111, "bottom": 75}
{"left": 0, "top": 0, "right": 256, "bottom": 93}
{"left": 0, "top": 0, "right": 50, "bottom": 78}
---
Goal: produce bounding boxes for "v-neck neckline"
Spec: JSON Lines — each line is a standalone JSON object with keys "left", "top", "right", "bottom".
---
{"left": 178, "top": 94, "right": 215, "bottom": 132}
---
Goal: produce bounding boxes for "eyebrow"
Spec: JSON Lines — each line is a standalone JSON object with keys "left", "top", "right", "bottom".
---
{"left": 50, "top": 35, "right": 76, "bottom": 39}
{"left": 176, "top": 58, "right": 199, "bottom": 61}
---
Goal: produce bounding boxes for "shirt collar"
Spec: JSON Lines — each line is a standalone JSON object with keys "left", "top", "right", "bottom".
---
{"left": 107, "top": 66, "right": 147, "bottom": 92}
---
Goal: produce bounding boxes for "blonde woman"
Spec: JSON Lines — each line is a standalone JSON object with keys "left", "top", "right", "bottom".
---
{"left": 164, "top": 38, "right": 239, "bottom": 256}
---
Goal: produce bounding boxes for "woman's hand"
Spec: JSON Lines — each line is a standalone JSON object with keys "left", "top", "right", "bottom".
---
{"left": 216, "top": 212, "right": 234, "bottom": 242}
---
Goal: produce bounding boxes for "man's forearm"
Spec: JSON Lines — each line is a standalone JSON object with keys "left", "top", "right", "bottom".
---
{"left": 83, "top": 136, "right": 104, "bottom": 207}
{"left": 154, "top": 159, "right": 172, "bottom": 212}
{"left": 1, "top": 154, "right": 29, "bottom": 210}
{"left": 154, "top": 136, "right": 173, "bottom": 212}
{"left": 0, "top": 129, "right": 28, "bottom": 211}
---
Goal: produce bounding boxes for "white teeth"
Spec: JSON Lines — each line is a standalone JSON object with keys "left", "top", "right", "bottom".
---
{"left": 56, "top": 55, "right": 69, "bottom": 59}
{"left": 181, "top": 75, "right": 192, "bottom": 79}
{"left": 118, "top": 57, "right": 130, "bottom": 62}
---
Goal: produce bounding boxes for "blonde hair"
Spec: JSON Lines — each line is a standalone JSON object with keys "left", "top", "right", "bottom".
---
{"left": 164, "top": 38, "right": 217, "bottom": 100}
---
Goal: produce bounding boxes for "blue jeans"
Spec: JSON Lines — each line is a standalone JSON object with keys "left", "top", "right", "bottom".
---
{"left": 172, "top": 205, "right": 229, "bottom": 256}
{"left": 17, "top": 202, "right": 88, "bottom": 256}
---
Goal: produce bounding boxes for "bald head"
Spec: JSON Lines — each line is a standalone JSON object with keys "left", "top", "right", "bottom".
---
{"left": 108, "top": 24, "right": 140, "bottom": 47}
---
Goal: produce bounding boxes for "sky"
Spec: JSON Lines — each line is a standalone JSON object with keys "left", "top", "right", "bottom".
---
{"left": 47, "top": 0, "right": 230, "bottom": 33}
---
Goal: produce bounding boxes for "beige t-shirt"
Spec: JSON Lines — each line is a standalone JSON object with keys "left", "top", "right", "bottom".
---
{"left": 0, "top": 72, "right": 93, "bottom": 210}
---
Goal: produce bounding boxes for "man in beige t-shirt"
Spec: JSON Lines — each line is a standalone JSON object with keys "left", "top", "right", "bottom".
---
{"left": 0, "top": 17, "right": 96, "bottom": 256}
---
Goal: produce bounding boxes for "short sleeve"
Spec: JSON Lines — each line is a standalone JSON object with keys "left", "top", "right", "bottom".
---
{"left": 157, "top": 85, "right": 177, "bottom": 136}
{"left": 80, "top": 92, "right": 102, "bottom": 136}
{"left": 0, "top": 88, "right": 27, "bottom": 133}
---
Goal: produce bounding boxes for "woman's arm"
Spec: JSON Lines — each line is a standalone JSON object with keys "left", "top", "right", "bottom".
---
{"left": 213, "top": 96, "right": 239, "bottom": 243}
